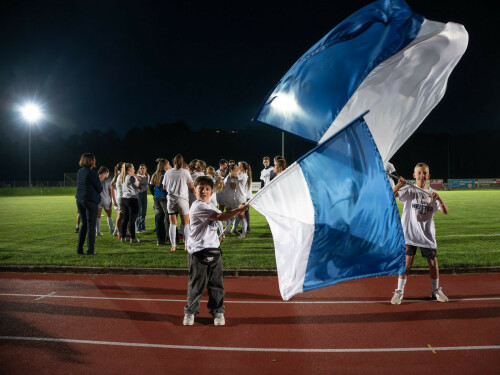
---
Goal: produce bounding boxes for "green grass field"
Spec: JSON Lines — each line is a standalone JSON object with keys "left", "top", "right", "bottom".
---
{"left": 0, "top": 190, "right": 499, "bottom": 269}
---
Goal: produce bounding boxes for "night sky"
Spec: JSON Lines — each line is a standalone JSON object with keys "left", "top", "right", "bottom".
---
{"left": 0, "top": 0, "right": 498, "bottom": 140}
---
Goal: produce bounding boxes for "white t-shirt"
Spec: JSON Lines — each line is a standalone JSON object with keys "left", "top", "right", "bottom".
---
{"left": 116, "top": 173, "right": 123, "bottom": 199}
{"left": 187, "top": 200, "right": 221, "bottom": 254}
{"left": 122, "top": 175, "right": 140, "bottom": 199}
{"left": 224, "top": 173, "right": 247, "bottom": 207}
{"left": 260, "top": 166, "right": 274, "bottom": 186}
{"left": 397, "top": 185, "right": 441, "bottom": 248}
{"left": 163, "top": 168, "right": 193, "bottom": 201}
{"left": 100, "top": 178, "right": 112, "bottom": 205}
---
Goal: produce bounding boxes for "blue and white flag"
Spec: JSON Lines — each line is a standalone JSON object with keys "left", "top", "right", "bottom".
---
{"left": 253, "top": 0, "right": 468, "bottom": 162}
{"left": 249, "top": 114, "right": 406, "bottom": 300}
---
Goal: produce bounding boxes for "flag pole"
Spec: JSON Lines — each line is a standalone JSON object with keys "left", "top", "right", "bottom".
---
{"left": 386, "top": 172, "right": 431, "bottom": 196}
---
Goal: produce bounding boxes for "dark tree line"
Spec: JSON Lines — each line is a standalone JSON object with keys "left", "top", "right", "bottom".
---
{"left": 0, "top": 119, "right": 498, "bottom": 181}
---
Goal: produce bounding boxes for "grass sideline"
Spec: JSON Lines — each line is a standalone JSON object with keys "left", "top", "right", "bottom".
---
{"left": 0, "top": 190, "right": 499, "bottom": 270}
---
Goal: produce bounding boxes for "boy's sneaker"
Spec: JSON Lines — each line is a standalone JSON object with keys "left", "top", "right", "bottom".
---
{"left": 391, "top": 289, "right": 404, "bottom": 305}
{"left": 130, "top": 238, "right": 141, "bottom": 243}
{"left": 213, "top": 313, "right": 225, "bottom": 326}
{"left": 431, "top": 287, "right": 448, "bottom": 302}
{"left": 183, "top": 314, "right": 194, "bottom": 326}
{"left": 96, "top": 232, "right": 104, "bottom": 236}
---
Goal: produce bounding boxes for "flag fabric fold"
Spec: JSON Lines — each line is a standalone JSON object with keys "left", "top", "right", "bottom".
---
{"left": 250, "top": 114, "right": 406, "bottom": 300}
{"left": 253, "top": 0, "right": 468, "bottom": 162}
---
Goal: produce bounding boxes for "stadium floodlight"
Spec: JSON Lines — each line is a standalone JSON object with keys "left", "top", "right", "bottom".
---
{"left": 20, "top": 103, "right": 43, "bottom": 124}
{"left": 19, "top": 102, "right": 43, "bottom": 188}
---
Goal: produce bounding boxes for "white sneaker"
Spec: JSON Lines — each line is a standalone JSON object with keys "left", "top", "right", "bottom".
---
{"left": 96, "top": 232, "right": 104, "bottom": 236}
{"left": 431, "top": 287, "right": 448, "bottom": 302}
{"left": 183, "top": 314, "right": 194, "bottom": 326}
{"left": 130, "top": 238, "right": 141, "bottom": 243}
{"left": 213, "top": 313, "right": 225, "bottom": 326}
{"left": 391, "top": 289, "right": 404, "bottom": 305}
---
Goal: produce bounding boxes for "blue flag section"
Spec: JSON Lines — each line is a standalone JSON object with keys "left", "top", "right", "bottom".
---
{"left": 298, "top": 116, "right": 405, "bottom": 293}
{"left": 249, "top": 114, "right": 406, "bottom": 300}
{"left": 253, "top": 0, "right": 467, "bottom": 163}
{"left": 253, "top": 0, "right": 423, "bottom": 143}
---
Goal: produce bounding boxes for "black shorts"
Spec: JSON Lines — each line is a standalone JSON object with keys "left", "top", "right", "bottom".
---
{"left": 406, "top": 245, "right": 437, "bottom": 259}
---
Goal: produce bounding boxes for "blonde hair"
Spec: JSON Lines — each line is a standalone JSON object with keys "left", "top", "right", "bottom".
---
{"left": 206, "top": 166, "right": 223, "bottom": 192}
{"left": 239, "top": 161, "right": 252, "bottom": 189}
{"left": 414, "top": 162, "right": 429, "bottom": 172}
{"left": 111, "top": 162, "right": 124, "bottom": 187}
{"left": 120, "top": 163, "right": 133, "bottom": 184}
{"left": 151, "top": 158, "right": 169, "bottom": 186}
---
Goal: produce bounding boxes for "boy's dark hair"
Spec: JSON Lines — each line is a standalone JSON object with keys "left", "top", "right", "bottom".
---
{"left": 194, "top": 175, "right": 214, "bottom": 190}
{"left": 219, "top": 159, "right": 228, "bottom": 165}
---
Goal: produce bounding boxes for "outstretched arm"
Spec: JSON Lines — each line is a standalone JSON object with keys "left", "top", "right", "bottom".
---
{"left": 429, "top": 192, "right": 449, "bottom": 215}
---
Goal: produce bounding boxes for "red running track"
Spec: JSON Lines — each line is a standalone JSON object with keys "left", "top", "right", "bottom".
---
{"left": 0, "top": 272, "right": 499, "bottom": 374}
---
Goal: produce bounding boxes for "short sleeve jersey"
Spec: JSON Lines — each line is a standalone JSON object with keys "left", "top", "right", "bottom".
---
{"left": 164, "top": 168, "right": 193, "bottom": 201}
{"left": 260, "top": 166, "right": 274, "bottom": 186}
{"left": 100, "top": 178, "right": 112, "bottom": 204}
{"left": 187, "top": 200, "right": 221, "bottom": 254}
{"left": 397, "top": 185, "right": 441, "bottom": 248}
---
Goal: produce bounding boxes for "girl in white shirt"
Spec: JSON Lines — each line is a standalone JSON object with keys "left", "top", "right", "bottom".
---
{"left": 164, "top": 154, "right": 195, "bottom": 251}
{"left": 97, "top": 166, "right": 114, "bottom": 236}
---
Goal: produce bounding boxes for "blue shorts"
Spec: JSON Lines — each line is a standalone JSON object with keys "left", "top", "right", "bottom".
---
{"left": 406, "top": 245, "right": 437, "bottom": 259}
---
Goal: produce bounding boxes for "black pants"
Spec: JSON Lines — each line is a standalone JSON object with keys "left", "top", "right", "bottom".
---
{"left": 121, "top": 198, "right": 139, "bottom": 239}
{"left": 76, "top": 199, "right": 98, "bottom": 254}
{"left": 184, "top": 251, "right": 224, "bottom": 316}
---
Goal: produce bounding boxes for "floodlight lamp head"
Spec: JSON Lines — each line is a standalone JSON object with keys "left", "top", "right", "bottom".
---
{"left": 21, "top": 103, "right": 42, "bottom": 124}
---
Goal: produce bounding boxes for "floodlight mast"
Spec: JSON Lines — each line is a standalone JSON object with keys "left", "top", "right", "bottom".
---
{"left": 20, "top": 103, "right": 43, "bottom": 188}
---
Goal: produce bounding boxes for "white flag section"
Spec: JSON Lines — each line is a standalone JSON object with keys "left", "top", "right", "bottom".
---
{"left": 319, "top": 20, "right": 468, "bottom": 162}
{"left": 250, "top": 115, "right": 406, "bottom": 301}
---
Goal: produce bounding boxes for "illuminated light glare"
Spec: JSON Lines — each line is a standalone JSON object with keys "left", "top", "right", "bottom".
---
{"left": 21, "top": 103, "right": 43, "bottom": 124}
{"left": 270, "top": 93, "right": 301, "bottom": 114}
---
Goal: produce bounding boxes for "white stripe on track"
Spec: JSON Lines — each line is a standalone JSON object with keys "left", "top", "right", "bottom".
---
{"left": 0, "top": 336, "right": 498, "bottom": 353}
{"left": 0, "top": 293, "right": 499, "bottom": 304}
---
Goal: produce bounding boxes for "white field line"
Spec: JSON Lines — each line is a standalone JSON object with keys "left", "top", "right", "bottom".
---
{"left": 436, "top": 233, "right": 500, "bottom": 238}
{"left": 1, "top": 293, "right": 499, "bottom": 304}
{"left": 0, "top": 336, "right": 498, "bottom": 353}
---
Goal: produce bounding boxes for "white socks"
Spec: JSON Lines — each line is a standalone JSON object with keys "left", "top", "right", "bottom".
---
{"left": 169, "top": 224, "right": 177, "bottom": 247}
{"left": 107, "top": 217, "right": 114, "bottom": 231}
{"left": 397, "top": 278, "right": 406, "bottom": 292}
{"left": 431, "top": 278, "right": 439, "bottom": 292}
{"left": 183, "top": 224, "right": 190, "bottom": 246}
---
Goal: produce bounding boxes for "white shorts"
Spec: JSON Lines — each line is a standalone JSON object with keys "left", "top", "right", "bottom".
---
{"left": 167, "top": 196, "right": 190, "bottom": 216}
{"left": 99, "top": 199, "right": 111, "bottom": 210}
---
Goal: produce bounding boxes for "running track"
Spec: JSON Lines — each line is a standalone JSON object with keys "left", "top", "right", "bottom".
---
{"left": 0, "top": 272, "right": 499, "bottom": 374}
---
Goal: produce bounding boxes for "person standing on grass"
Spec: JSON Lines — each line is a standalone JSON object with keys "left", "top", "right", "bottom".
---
{"left": 75, "top": 153, "right": 102, "bottom": 255}
{"left": 391, "top": 162, "right": 449, "bottom": 305}
{"left": 135, "top": 164, "right": 149, "bottom": 234}
{"left": 151, "top": 158, "right": 170, "bottom": 246}
{"left": 111, "top": 162, "right": 125, "bottom": 238}
{"left": 260, "top": 156, "right": 273, "bottom": 188}
{"left": 120, "top": 163, "right": 142, "bottom": 243}
{"left": 96, "top": 166, "right": 114, "bottom": 236}
{"left": 164, "top": 154, "right": 194, "bottom": 252}
{"left": 183, "top": 175, "right": 248, "bottom": 326}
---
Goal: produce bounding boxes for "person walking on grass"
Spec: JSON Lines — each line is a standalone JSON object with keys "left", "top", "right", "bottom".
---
{"left": 183, "top": 176, "right": 248, "bottom": 326}
{"left": 391, "top": 162, "right": 449, "bottom": 305}
{"left": 75, "top": 153, "right": 102, "bottom": 255}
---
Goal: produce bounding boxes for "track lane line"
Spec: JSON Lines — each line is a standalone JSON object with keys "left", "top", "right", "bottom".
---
{"left": 0, "top": 293, "right": 499, "bottom": 304}
{"left": 0, "top": 336, "right": 498, "bottom": 353}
